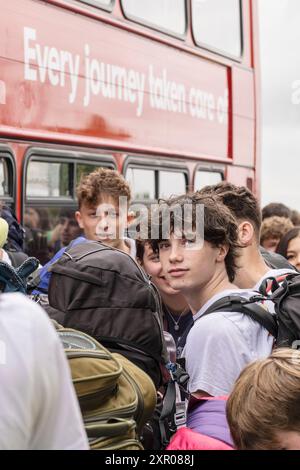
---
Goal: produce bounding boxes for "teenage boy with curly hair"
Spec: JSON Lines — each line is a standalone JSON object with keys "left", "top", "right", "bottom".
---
{"left": 34, "top": 168, "right": 135, "bottom": 294}
{"left": 151, "top": 193, "right": 273, "bottom": 397}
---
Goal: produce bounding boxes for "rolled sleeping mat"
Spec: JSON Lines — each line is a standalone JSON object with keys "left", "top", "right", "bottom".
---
{"left": 0, "top": 218, "right": 8, "bottom": 248}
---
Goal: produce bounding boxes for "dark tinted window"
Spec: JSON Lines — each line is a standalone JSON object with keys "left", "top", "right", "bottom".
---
{"left": 159, "top": 171, "right": 186, "bottom": 198}
{"left": 122, "top": 0, "right": 186, "bottom": 35}
{"left": 194, "top": 170, "right": 223, "bottom": 191}
{"left": 76, "top": 163, "right": 102, "bottom": 185}
{"left": 24, "top": 206, "right": 82, "bottom": 265}
{"left": 24, "top": 157, "right": 115, "bottom": 262}
{"left": 192, "top": 0, "right": 242, "bottom": 57}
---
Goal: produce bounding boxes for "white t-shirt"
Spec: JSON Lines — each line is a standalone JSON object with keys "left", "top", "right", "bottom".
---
{"left": 0, "top": 293, "right": 89, "bottom": 450}
{"left": 183, "top": 289, "right": 274, "bottom": 396}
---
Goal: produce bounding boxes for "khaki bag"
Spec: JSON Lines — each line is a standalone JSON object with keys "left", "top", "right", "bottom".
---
{"left": 56, "top": 326, "right": 157, "bottom": 450}
{"left": 86, "top": 418, "right": 143, "bottom": 450}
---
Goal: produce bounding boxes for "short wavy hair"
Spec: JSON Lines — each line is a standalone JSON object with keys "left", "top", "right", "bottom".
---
{"left": 199, "top": 182, "right": 261, "bottom": 241}
{"left": 76, "top": 168, "right": 131, "bottom": 208}
{"left": 150, "top": 193, "right": 240, "bottom": 282}
{"left": 227, "top": 348, "right": 300, "bottom": 450}
{"left": 260, "top": 216, "right": 294, "bottom": 245}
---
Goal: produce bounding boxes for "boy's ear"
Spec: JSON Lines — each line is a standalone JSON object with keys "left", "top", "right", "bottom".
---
{"left": 238, "top": 221, "right": 254, "bottom": 247}
{"left": 75, "top": 211, "right": 84, "bottom": 229}
{"left": 216, "top": 244, "right": 228, "bottom": 262}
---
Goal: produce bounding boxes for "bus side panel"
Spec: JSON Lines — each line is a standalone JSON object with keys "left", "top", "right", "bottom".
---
{"left": 0, "top": 0, "right": 229, "bottom": 160}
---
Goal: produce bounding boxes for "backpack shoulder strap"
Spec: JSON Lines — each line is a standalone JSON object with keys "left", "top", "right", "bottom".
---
{"left": 198, "top": 295, "right": 278, "bottom": 338}
{"left": 7, "top": 250, "right": 28, "bottom": 268}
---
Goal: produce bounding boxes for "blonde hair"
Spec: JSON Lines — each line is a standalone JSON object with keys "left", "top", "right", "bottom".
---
{"left": 260, "top": 216, "right": 294, "bottom": 245}
{"left": 226, "top": 348, "right": 300, "bottom": 450}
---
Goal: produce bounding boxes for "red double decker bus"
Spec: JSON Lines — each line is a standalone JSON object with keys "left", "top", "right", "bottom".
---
{"left": 0, "top": 0, "right": 260, "bottom": 260}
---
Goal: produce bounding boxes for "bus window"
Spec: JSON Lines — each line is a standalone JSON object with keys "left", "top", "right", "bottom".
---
{"left": 159, "top": 171, "right": 187, "bottom": 199}
{"left": 126, "top": 168, "right": 155, "bottom": 201}
{"left": 191, "top": 0, "right": 242, "bottom": 57}
{"left": 25, "top": 160, "right": 74, "bottom": 263}
{"left": 194, "top": 170, "right": 223, "bottom": 191}
{"left": 76, "top": 163, "right": 103, "bottom": 185}
{"left": 24, "top": 205, "right": 82, "bottom": 265}
{"left": 0, "top": 158, "right": 10, "bottom": 197}
{"left": 26, "top": 161, "right": 71, "bottom": 198}
{"left": 77, "top": 0, "right": 114, "bottom": 10}
{"left": 121, "top": 0, "right": 186, "bottom": 36}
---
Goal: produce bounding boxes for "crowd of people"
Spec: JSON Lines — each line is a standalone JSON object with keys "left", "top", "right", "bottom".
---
{"left": 1, "top": 167, "right": 300, "bottom": 450}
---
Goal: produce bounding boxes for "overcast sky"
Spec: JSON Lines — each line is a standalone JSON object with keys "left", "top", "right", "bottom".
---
{"left": 259, "top": 0, "right": 300, "bottom": 210}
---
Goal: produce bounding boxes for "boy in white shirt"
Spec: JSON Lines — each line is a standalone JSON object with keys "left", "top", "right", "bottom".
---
{"left": 198, "top": 183, "right": 295, "bottom": 291}
{"left": 151, "top": 193, "right": 273, "bottom": 397}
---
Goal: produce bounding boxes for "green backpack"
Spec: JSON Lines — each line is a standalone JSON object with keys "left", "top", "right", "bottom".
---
{"left": 56, "top": 325, "right": 157, "bottom": 450}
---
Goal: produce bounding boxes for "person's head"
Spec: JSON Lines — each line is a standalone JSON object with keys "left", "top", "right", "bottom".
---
{"left": 262, "top": 202, "right": 292, "bottom": 221}
{"left": 291, "top": 209, "right": 300, "bottom": 226}
{"left": 75, "top": 168, "right": 132, "bottom": 249}
{"left": 150, "top": 193, "right": 239, "bottom": 302}
{"left": 199, "top": 182, "right": 261, "bottom": 246}
{"left": 260, "top": 216, "right": 294, "bottom": 253}
{"left": 59, "top": 209, "right": 82, "bottom": 246}
{"left": 24, "top": 207, "right": 50, "bottom": 231}
{"left": 136, "top": 239, "right": 182, "bottom": 298}
{"left": 276, "top": 226, "right": 300, "bottom": 270}
{"left": 226, "top": 348, "right": 300, "bottom": 450}
{"left": 24, "top": 207, "right": 40, "bottom": 230}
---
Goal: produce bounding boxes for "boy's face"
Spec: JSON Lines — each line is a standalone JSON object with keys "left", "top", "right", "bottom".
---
{"left": 158, "top": 234, "right": 226, "bottom": 294}
{"left": 75, "top": 194, "right": 129, "bottom": 249}
{"left": 141, "top": 243, "right": 181, "bottom": 296}
{"left": 274, "top": 430, "right": 300, "bottom": 450}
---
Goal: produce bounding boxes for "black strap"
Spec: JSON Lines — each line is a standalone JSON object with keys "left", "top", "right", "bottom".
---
{"left": 199, "top": 295, "right": 278, "bottom": 338}
{"left": 159, "top": 380, "right": 176, "bottom": 448}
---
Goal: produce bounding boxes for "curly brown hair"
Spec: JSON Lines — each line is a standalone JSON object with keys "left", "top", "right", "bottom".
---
{"left": 199, "top": 182, "right": 261, "bottom": 241}
{"left": 150, "top": 193, "right": 240, "bottom": 282}
{"left": 76, "top": 168, "right": 131, "bottom": 208}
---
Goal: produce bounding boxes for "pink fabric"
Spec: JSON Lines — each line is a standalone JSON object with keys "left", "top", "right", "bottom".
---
{"left": 166, "top": 427, "right": 234, "bottom": 451}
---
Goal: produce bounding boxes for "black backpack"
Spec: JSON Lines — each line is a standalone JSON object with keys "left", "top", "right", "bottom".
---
{"left": 199, "top": 273, "right": 300, "bottom": 349}
{"left": 259, "top": 273, "right": 300, "bottom": 347}
{"left": 46, "top": 241, "right": 168, "bottom": 389}
{"left": 260, "top": 246, "right": 297, "bottom": 271}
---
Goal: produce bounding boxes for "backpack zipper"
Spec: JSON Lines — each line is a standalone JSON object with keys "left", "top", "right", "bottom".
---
{"left": 121, "top": 366, "right": 144, "bottom": 432}
{"left": 79, "top": 385, "right": 118, "bottom": 409}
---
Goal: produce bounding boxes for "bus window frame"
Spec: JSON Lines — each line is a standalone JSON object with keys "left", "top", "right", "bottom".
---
{"left": 191, "top": 0, "right": 244, "bottom": 62}
{"left": 120, "top": 0, "right": 188, "bottom": 40}
{"left": 193, "top": 164, "right": 225, "bottom": 191}
{"left": 22, "top": 147, "right": 116, "bottom": 222}
{"left": 123, "top": 156, "right": 189, "bottom": 203}
{"left": 75, "top": 0, "right": 115, "bottom": 12}
{"left": 0, "top": 147, "right": 16, "bottom": 210}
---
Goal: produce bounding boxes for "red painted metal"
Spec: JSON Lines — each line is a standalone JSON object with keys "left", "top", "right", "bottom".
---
{"left": 0, "top": 0, "right": 259, "bottom": 217}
